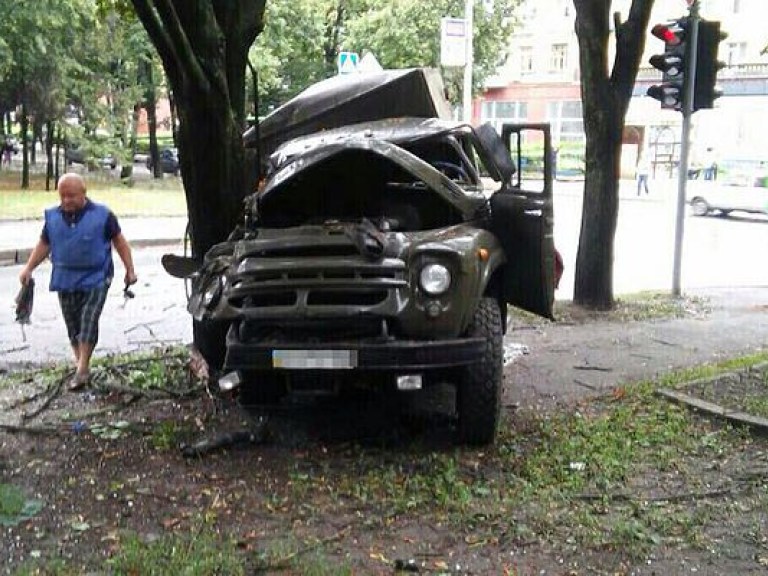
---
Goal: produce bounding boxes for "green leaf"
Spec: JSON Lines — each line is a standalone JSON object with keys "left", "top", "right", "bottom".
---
{"left": 0, "top": 483, "right": 44, "bottom": 527}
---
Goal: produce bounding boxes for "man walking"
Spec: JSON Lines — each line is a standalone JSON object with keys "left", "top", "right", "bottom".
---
{"left": 18, "top": 173, "right": 137, "bottom": 390}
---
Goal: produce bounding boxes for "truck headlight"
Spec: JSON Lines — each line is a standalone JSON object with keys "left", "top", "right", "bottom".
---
{"left": 419, "top": 263, "right": 451, "bottom": 295}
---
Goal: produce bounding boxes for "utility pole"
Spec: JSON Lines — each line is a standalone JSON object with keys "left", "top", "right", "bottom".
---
{"left": 462, "top": 0, "right": 474, "bottom": 123}
{"left": 672, "top": 1, "right": 699, "bottom": 296}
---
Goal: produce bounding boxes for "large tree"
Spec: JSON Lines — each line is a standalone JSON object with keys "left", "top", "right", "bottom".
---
{"left": 572, "top": 0, "right": 654, "bottom": 309}
{"left": 130, "top": 1, "right": 267, "bottom": 258}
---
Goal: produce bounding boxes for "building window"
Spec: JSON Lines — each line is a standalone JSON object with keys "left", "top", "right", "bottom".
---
{"left": 725, "top": 42, "right": 746, "bottom": 65}
{"left": 520, "top": 46, "right": 533, "bottom": 75}
{"left": 481, "top": 100, "right": 528, "bottom": 132}
{"left": 546, "top": 100, "right": 584, "bottom": 144}
{"left": 550, "top": 43, "right": 568, "bottom": 72}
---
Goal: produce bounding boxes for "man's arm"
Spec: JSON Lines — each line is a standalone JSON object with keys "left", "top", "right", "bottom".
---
{"left": 19, "top": 239, "right": 50, "bottom": 285}
{"left": 112, "top": 233, "right": 137, "bottom": 286}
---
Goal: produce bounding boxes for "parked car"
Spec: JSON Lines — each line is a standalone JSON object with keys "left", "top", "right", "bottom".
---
{"left": 65, "top": 145, "right": 117, "bottom": 170}
{"left": 146, "top": 147, "right": 179, "bottom": 175}
{"left": 688, "top": 179, "right": 768, "bottom": 217}
{"left": 162, "top": 68, "right": 560, "bottom": 445}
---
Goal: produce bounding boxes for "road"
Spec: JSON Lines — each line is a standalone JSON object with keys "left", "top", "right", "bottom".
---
{"left": 553, "top": 180, "right": 768, "bottom": 299}
{"left": 1, "top": 181, "right": 766, "bottom": 368}
{"left": 1, "top": 245, "right": 192, "bottom": 369}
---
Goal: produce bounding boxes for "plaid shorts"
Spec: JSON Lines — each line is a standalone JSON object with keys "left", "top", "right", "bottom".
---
{"left": 57, "top": 283, "right": 110, "bottom": 346}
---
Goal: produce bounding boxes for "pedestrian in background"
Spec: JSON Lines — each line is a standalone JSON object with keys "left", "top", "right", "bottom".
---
{"left": 18, "top": 173, "right": 137, "bottom": 390}
{"left": 702, "top": 147, "right": 718, "bottom": 180}
{"left": 2, "top": 140, "right": 13, "bottom": 167}
{"left": 636, "top": 154, "right": 650, "bottom": 196}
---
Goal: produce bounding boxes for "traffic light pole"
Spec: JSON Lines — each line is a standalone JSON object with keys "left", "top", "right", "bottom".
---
{"left": 672, "top": 1, "right": 700, "bottom": 296}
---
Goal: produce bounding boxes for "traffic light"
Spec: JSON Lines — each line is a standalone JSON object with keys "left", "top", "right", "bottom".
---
{"left": 694, "top": 20, "right": 727, "bottom": 111}
{"left": 647, "top": 18, "right": 689, "bottom": 111}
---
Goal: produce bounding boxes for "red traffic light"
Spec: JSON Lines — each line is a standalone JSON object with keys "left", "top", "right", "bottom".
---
{"left": 651, "top": 22, "right": 685, "bottom": 45}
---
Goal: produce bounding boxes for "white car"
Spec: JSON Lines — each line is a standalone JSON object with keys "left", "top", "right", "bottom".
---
{"left": 688, "top": 180, "right": 768, "bottom": 217}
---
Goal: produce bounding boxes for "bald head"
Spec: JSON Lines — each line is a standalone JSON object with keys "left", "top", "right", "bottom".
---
{"left": 58, "top": 173, "right": 87, "bottom": 213}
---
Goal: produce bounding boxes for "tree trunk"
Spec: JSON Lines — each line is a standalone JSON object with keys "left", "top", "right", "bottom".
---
{"left": 131, "top": 0, "right": 266, "bottom": 258}
{"left": 147, "top": 99, "right": 160, "bottom": 178}
{"left": 574, "top": 118, "right": 622, "bottom": 309}
{"left": 45, "top": 120, "right": 54, "bottom": 191}
{"left": 572, "top": 1, "right": 654, "bottom": 309}
{"left": 20, "top": 106, "right": 29, "bottom": 190}
{"left": 175, "top": 94, "right": 246, "bottom": 258}
{"left": 54, "top": 123, "right": 61, "bottom": 184}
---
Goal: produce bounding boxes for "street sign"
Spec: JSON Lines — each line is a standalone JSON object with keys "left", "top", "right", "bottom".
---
{"left": 337, "top": 51, "right": 359, "bottom": 75}
{"left": 441, "top": 17, "right": 467, "bottom": 67}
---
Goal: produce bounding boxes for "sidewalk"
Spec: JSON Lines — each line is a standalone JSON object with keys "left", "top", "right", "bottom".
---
{"left": 0, "top": 216, "right": 187, "bottom": 265}
{"left": 506, "top": 285, "right": 768, "bottom": 408}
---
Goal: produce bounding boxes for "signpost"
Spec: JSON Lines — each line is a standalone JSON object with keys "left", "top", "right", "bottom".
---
{"left": 440, "top": 17, "right": 467, "bottom": 67}
{"left": 337, "top": 51, "right": 359, "bottom": 75}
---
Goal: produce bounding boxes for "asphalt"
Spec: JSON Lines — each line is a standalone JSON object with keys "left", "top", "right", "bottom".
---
{"left": 1, "top": 215, "right": 766, "bottom": 408}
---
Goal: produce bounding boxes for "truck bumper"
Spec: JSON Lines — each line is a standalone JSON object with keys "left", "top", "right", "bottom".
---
{"left": 224, "top": 328, "right": 485, "bottom": 371}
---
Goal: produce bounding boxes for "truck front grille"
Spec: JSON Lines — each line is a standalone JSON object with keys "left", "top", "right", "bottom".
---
{"left": 226, "top": 255, "right": 407, "bottom": 318}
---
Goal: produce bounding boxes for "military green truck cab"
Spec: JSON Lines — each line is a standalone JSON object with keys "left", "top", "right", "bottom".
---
{"left": 165, "top": 69, "right": 557, "bottom": 445}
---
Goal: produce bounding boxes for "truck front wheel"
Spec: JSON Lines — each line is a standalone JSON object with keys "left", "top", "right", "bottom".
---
{"left": 457, "top": 297, "right": 503, "bottom": 445}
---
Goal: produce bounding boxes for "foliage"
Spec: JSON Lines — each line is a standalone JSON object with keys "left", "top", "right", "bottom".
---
{"left": 0, "top": 483, "right": 44, "bottom": 527}
{"left": 0, "top": 0, "right": 155, "bottom": 186}
{"left": 252, "top": 0, "right": 521, "bottom": 113}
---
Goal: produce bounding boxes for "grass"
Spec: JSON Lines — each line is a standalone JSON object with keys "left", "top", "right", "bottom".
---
{"left": 108, "top": 524, "right": 247, "bottom": 576}
{"left": 0, "top": 172, "right": 187, "bottom": 220}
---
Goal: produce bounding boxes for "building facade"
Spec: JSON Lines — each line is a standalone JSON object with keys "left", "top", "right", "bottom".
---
{"left": 477, "top": 0, "right": 768, "bottom": 177}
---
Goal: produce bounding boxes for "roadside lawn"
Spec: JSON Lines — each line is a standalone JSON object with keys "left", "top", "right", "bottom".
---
{"left": 0, "top": 173, "right": 187, "bottom": 220}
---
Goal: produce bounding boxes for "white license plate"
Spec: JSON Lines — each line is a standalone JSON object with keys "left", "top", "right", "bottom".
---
{"left": 272, "top": 349, "right": 357, "bottom": 369}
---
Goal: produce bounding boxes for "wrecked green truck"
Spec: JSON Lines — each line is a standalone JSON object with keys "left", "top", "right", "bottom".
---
{"left": 165, "top": 68, "right": 559, "bottom": 444}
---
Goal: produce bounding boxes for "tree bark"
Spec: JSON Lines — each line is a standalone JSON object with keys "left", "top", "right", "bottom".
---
{"left": 45, "top": 120, "right": 54, "bottom": 191}
{"left": 573, "top": 0, "right": 654, "bottom": 309}
{"left": 20, "top": 105, "right": 29, "bottom": 190}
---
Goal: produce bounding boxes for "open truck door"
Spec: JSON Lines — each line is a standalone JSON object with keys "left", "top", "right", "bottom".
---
{"left": 488, "top": 123, "right": 556, "bottom": 319}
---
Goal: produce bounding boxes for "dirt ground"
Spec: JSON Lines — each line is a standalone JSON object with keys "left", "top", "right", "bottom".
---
{"left": 2, "top": 350, "right": 768, "bottom": 574}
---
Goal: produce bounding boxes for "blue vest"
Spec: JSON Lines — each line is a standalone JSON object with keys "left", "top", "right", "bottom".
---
{"left": 45, "top": 202, "right": 113, "bottom": 292}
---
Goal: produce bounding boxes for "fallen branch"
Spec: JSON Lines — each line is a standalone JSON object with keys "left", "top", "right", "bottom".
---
{"left": 0, "top": 422, "right": 64, "bottom": 436}
{"left": 20, "top": 373, "right": 68, "bottom": 422}
{"left": 180, "top": 426, "right": 267, "bottom": 458}
{"left": 573, "top": 379, "right": 598, "bottom": 391}
{"left": 96, "top": 350, "right": 188, "bottom": 372}
{"left": 575, "top": 487, "right": 735, "bottom": 504}
{"left": 93, "top": 381, "right": 169, "bottom": 399}
{"left": 573, "top": 365, "right": 613, "bottom": 372}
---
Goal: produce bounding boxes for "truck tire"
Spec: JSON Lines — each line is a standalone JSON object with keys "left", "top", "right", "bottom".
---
{"left": 192, "top": 318, "right": 229, "bottom": 373}
{"left": 457, "top": 297, "right": 503, "bottom": 445}
{"left": 691, "top": 197, "right": 710, "bottom": 217}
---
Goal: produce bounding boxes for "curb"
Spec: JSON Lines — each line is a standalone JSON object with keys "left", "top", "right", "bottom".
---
{"left": 0, "top": 238, "right": 184, "bottom": 268}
